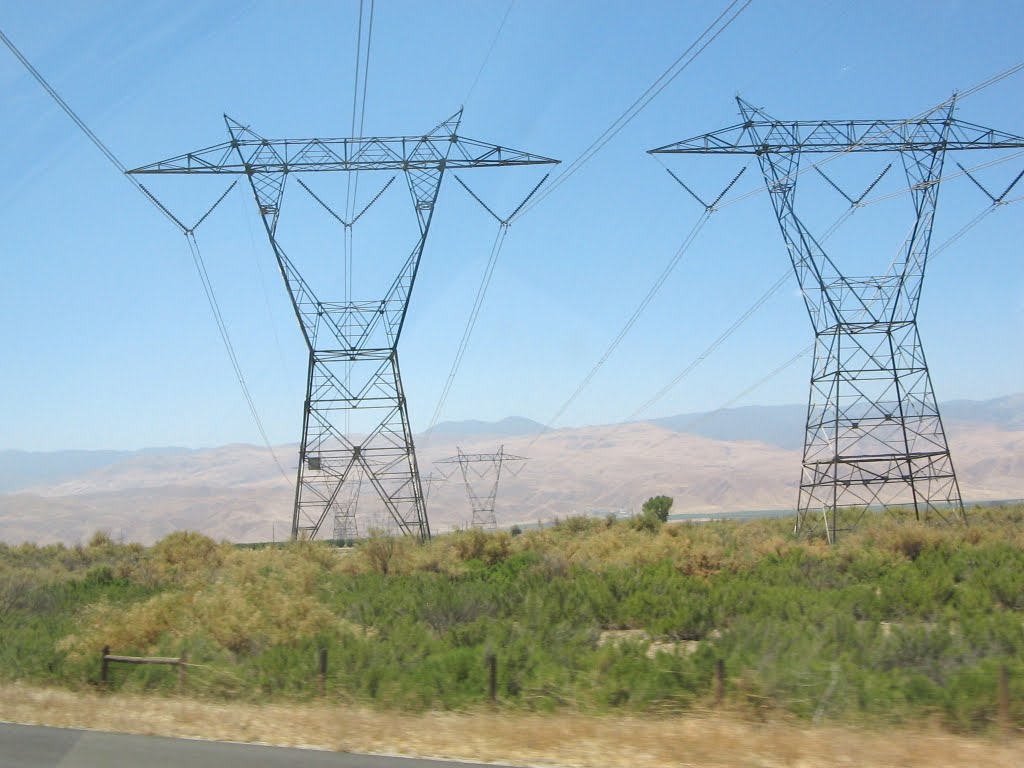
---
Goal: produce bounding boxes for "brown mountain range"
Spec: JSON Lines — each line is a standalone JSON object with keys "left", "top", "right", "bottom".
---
{"left": 1, "top": 400, "right": 1021, "bottom": 545}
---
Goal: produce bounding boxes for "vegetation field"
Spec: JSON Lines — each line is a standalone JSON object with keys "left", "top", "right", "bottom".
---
{"left": 1, "top": 505, "right": 1023, "bottom": 737}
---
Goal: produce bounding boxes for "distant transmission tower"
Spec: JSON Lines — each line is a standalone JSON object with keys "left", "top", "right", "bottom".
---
{"left": 651, "top": 97, "right": 1024, "bottom": 540}
{"left": 332, "top": 473, "right": 361, "bottom": 543}
{"left": 131, "top": 111, "right": 556, "bottom": 540}
{"left": 435, "top": 446, "right": 527, "bottom": 529}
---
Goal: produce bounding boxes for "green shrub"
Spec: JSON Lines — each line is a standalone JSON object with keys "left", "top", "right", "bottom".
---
{"left": 2, "top": 504, "right": 1022, "bottom": 731}
{"left": 642, "top": 496, "right": 673, "bottom": 523}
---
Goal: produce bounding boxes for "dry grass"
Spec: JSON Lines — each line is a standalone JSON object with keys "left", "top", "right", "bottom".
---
{"left": 1, "top": 683, "right": 1020, "bottom": 768}
{"left": 339, "top": 506, "right": 1024, "bottom": 579}
{"left": 56, "top": 541, "right": 349, "bottom": 662}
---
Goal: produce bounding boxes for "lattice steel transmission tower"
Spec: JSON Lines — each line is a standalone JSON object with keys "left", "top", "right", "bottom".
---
{"left": 435, "top": 446, "right": 527, "bottom": 530}
{"left": 651, "top": 97, "right": 1024, "bottom": 540}
{"left": 131, "top": 112, "right": 557, "bottom": 541}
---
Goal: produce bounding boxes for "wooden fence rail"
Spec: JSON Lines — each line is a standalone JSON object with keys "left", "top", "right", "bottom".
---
{"left": 101, "top": 645, "right": 187, "bottom": 690}
{"left": 95, "top": 647, "right": 1010, "bottom": 730}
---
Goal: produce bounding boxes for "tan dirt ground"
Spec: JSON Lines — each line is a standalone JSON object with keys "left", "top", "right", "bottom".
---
{"left": 0, "top": 683, "right": 1021, "bottom": 767}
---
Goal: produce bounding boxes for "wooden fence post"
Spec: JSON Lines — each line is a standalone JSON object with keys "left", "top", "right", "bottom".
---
{"left": 100, "top": 645, "right": 110, "bottom": 689}
{"left": 486, "top": 652, "right": 497, "bottom": 705}
{"left": 178, "top": 652, "right": 187, "bottom": 692}
{"left": 319, "top": 648, "right": 328, "bottom": 697}
{"left": 998, "top": 665, "right": 1010, "bottom": 736}
{"left": 715, "top": 659, "right": 725, "bottom": 707}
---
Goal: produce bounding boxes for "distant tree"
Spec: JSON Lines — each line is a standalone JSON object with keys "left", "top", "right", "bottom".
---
{"left": 642, "top": 495, "right": 674, "bottom": 524}
{"left": 510, "top": 524, "right": 523, "bottom": 537}
{"left": 87, "top": 530, "right": 114, "bottom": 549}
{"left": 630, "top": 496, "right": 674, "bottom": 533}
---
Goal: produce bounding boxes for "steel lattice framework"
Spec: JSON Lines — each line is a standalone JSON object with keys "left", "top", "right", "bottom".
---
{"left": 435, "top": 446, "right": 527, "bottom": 530}
{"left": 131, "top": 111, "right": 557, "bottom": 541}
{"left": 651, "top": 97, "right": 1024, "bottom": 540}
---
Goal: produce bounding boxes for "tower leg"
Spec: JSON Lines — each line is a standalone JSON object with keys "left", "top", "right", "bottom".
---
{"left": 290, "top": 348, "right": 429, "bottom": 541}
{"left": 795, "top": 322, "right": 964, "bottom": 539}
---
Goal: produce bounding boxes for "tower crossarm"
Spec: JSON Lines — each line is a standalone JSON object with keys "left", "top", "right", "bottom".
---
{"left": 127, "top": 130, "right": 559, "bottom": 175}
{"left": 650, "top": 119, "right": 1024, "bottom": 156}
{"left": 435, "top": 451, "right": 528, "bottom": 464}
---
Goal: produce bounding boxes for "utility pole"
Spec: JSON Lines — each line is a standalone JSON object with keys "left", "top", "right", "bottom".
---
{"left": 651, "top": 97, "right": 1024, "bottom": 539}
{"left": 131, "top": 111, "right": 557, "bottom": 540}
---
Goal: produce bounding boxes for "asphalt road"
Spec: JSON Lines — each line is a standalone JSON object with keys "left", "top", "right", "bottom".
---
{"left": 0, "top": 723, "right": 510, "bottom": 768}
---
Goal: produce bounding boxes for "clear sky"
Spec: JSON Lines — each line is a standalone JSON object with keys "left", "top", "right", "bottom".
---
{"left": 1, "top": 0, "right": 1022, "bottom": 451}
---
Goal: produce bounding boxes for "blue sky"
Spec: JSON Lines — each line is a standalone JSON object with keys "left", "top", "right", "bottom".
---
{"left": 1, "top": 0, "right": 1022, "bottom": 451}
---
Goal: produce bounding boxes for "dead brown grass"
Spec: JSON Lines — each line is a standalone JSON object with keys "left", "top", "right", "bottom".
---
{"left": 1, "top": 683, "right": 1020, "bottom": 768}
{"left": 56, "top": 542, "right": 351, "bottom": 662}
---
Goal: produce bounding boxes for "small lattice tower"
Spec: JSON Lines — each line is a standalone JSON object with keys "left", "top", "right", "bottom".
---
{"left": 435, "top": 446, "right": 527, "bottom": 529}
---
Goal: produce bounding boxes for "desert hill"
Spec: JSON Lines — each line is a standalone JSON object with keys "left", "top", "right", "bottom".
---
{"left": 1, "top": 395, "right": 1021, "bottom": 544}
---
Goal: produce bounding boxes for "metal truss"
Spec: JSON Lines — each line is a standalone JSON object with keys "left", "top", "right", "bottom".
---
{"left": 331, "top": 469, "right": 362, "bottom": 543}
{"left": 651, "top": 97, "right": 1024, "bottom": 540}
{"left": 435, "top": 446, "right": 527, "bottom": 530}
{"left": 131, "top": 111, "right": 557, "bottom": 541}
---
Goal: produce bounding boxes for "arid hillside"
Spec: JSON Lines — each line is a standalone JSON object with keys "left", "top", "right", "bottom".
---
{"left": 1, "top": 396, "right": 1021, "bottom": 544}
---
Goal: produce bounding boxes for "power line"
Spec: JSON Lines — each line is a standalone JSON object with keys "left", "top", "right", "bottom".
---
{"left": 570, "top": 150, "right": 1023, "bottom": 450}
{"left": 345, "top": 0, "right": 377, "bottom": 285}
{"left": 635, "top": 193, "right": 1022, "bottom": 453}
{"left": 424, "top": 225, "right": 510, "bottom": 438}
{"left": 619, "top": 157, "right": 1024, "bottom": 427}
{"left": 0, "top": 25, "right": 289, "bottom": 480}
{"left": 525, "top": 16, "right": 1012, "bottom": 441}
{"left": 464, "top": 0, "right": 516, "bottom": 107}
{"left": 344, "top": 0, "right": 377, "bottom": 438}
{"left": 959, "top": 60, "right": 1024, "bottom": 99}
{"left": 608, "top": 62, "right": 1024, "bottom": 428}
{"left": 623, "top": 267, "right": 793, "bottom": 424}
{"left": 850, "top": 150, "right": 1024, "bottom": 210}
{"left": 357, "top": 1, "right": 375, "bottom": 142}
{"left": 529, "top": 211, "right": 712, "bottom": 445}
{"left": 526, "top": 166, "right": 749, "bottom": 443}
{"left": 509, "top": 0, "right": 755, "bottom": 223}
{"left": 692, "top": 345, "right": 813, "bottom": 429}
{"left": 237, "top": 190, "right": 290, "bottom": 375}
{"left": 421, "top": 173, "right": 549, "bottom": 441}
{"left": 0, "top": 27, "right": 179, "bottom": 229}
{"left": 414, "top": 0, "right": 535, "bottom": 444}
{"left": 185, "top": 232, "right": 288, "bottom": 478}
{"left": 344, "top": 0, "right": 377, "bottom": 295}
{"left": 346, "top": 0, "right": 376, "bottom": 221}
{"left": 524, "top": 57, "right": 1024, "bottom": 449}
